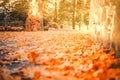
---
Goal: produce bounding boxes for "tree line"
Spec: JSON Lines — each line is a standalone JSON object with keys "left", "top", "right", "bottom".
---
{"left": 0, "top": 0, "right": 90, "bottom": 31}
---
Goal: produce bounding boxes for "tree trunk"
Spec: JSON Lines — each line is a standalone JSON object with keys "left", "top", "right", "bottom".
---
{"left": 72, "top": 0, "right": 77, "bottom": 30}
{"left": 54, "top": 0, "right": 58, "bottom": 22}
{"left": 89, "top": 0, "right": 120, "bottom": 57}
{"left": 25, "top": 0, "right": 43, "bottom": 31}
{"left": 112, "top": 0, "right": 120, "bottom": 57}
{"left": 4, "top": 7, "right": 10, "bottom": 30}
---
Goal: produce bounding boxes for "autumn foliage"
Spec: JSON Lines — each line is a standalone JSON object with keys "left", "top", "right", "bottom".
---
{"left": 0, "top": 31, "right": 119, "bottom": 80}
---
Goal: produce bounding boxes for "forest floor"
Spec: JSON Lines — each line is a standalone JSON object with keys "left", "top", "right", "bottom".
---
{"left": 0, "top": 31, "right": 120, "bottom": 80}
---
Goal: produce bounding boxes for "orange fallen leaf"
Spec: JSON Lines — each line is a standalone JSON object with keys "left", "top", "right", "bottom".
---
{"left": 32, "top": 71, "right": 41, "bottom": 80}
{"left": 27, "top": 51, "right": 40, "bottom": 64}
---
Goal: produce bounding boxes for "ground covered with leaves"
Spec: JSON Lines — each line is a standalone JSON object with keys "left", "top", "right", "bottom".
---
{"left": 0, "top": 31, "right": 120, "bottom": 80}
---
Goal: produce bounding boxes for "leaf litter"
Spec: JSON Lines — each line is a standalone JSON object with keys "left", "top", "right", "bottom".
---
{"left": 0, "top": 31, "right": 120, "bottom": 80}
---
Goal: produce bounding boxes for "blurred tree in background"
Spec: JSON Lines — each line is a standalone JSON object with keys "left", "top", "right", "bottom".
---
{"left": 0, "top": 0, "right": 10, "bottom": 29}
{"left": 0, "top": 0, "right": 29, "bottom": 30}
{"left": 0, "top": 0, "right": 90, "bottom": 30}
{"left": 10, "top": 0, "right": 29, "bottom": 27}
{"left": 42, "top": 0, "right": 90, "bottom": 29}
